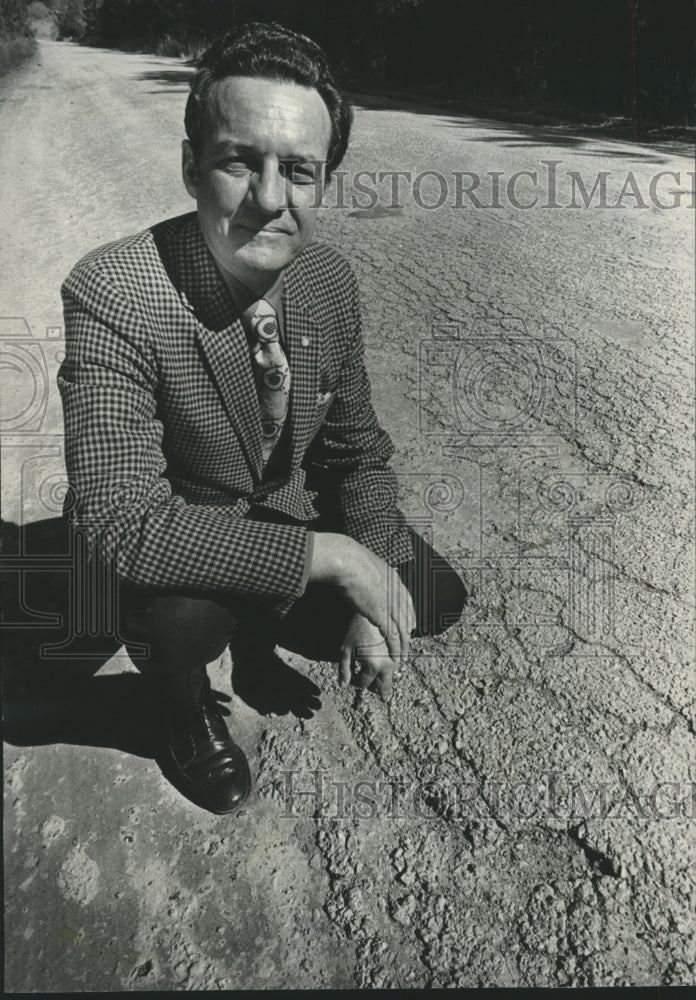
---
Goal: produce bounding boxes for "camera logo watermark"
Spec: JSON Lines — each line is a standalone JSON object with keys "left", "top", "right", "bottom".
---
{"left": 419, "top": 318, "right": 577, "bottom": 439}
{"left": 0, "top": 318, "right": 63, "bottom": 434}
{"left": 1, "top": 317, "right": 144, "bottom": 658}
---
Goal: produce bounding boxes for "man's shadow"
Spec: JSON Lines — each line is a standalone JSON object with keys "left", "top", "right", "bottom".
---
{"left": 2, "top": 517, "right": 162, "bottom": 758}
{"left": 230, "top": 643, "right": 322, "bottom": 720}
{"left": 2, "top": 517, "right": 322, "bottom": 767}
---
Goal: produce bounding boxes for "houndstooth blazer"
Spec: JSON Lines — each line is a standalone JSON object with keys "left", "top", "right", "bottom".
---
{"left": 58, "top": 211, "right": 412, "bottom": 612}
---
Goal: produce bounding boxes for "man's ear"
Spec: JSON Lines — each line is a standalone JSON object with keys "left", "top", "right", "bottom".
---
{"left": 182, "top": 140, "right": 199, "bottom": 199}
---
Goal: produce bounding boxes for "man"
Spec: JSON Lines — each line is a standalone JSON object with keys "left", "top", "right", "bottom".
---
{"left": 58, "top": 22, "right": 466, "bottom": 815}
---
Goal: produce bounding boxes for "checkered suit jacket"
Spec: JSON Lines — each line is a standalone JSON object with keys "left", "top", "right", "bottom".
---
{"left": 58, "top": 212, "right": 412, "bottom": 613}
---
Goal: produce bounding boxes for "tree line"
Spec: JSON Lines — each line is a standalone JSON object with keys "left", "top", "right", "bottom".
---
{"left": 4, "top": 0, "right": 694, "bottom": 127}
{"left": 0, "top": 0, "right": 36, "bottom": 73}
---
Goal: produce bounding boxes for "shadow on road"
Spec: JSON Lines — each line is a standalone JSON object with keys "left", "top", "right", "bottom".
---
{"left": 136, "top": 66, "right": 194, "bottom": 92}
{"left": 1, "top": 516, "right": 322, "bottom": 761}
{"left": 1, "top": 517, "right": 161, "bottom": 758}
{"left": 440, "top": 118, "right": 672, "bottom": 163}
{"left": 231, "top": 644, "right": 322, "bottom": 720}
{"left": 349, "top": 90, "right": 694, "bottom": 157}
{"left": 4, "top": 673, "right": 160, "bottom": 757}
{"left": 125, "top": 60, "right": 693, "bottom": 158}
{"left": 1, "top": 518, "right": 237, "bottom": 806}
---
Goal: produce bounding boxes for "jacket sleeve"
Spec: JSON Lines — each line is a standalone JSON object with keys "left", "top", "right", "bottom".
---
{"left": 307, "top": 264, "right": 414, "bottom": 567}
{"left": 58, "top": 262, "right": 309, "bottom": 602}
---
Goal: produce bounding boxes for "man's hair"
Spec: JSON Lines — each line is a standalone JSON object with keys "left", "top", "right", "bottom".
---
{"left": 185, "top": 21, "right": 353, "bottom": 176}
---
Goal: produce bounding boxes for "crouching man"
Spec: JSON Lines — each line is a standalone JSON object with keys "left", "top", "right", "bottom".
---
{"left": 58, "top": 21, "right": 466, "bottom": 814}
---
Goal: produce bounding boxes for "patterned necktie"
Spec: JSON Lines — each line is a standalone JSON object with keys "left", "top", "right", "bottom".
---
{"left": 243, "top": 298, "right": 291, "bottom": 464}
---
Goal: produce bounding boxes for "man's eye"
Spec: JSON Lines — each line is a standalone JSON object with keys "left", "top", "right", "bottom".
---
{"left": 221, "top": 158, "right": 252, "bottom": 174}
{"left": 282, "top": 161, "right": 321, "bottom": 185}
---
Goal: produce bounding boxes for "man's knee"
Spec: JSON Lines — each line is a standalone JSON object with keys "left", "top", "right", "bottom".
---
{"left": 119, "top": 588, "right": 236, "bottom": 665}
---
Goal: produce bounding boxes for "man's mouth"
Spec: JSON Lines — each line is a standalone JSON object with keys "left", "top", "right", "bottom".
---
{"left": 236, "top": 224, "right": 293, "bottom": 236}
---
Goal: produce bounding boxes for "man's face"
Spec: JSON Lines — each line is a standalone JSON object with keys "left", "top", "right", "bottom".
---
{"left": 182, "top": 75, "right": 332, "bottom": 292}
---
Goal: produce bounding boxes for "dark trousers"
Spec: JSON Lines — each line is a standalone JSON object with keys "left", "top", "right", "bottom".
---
{"left": 118, "top": 528, "right": 466, "bottom": 679}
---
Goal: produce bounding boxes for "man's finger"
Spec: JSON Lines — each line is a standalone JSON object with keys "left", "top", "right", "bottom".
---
{"left": 356, "top": 641, "right": 395, "bottom": 690}
{"left": 398, "top": 623, "right": 411, "bottom": 662}
{"left": 353, "top": 660, "right": 380, "bottom": 689}
{"left": 399, "top": 580, "right": 417, "bottom": 638}
{"left": 383, "top": 607, "right": 409, "bottom": 664}
{"left": 404, "top": 587, "right": 418, "bottom": 634}
{"left": 382, "top": 626, "right": 402, "bottom": 664}
{"left": 339, "top": 647, "right": 352, "bottom": 687}
{"left": 372, "top": 670, "right": 393, "bottom": 701}
{"left": 407, "top": 595, "right": 417, "bottom": 635}
{"left": 389, "top": 572, "right": 416, "bottom": 649}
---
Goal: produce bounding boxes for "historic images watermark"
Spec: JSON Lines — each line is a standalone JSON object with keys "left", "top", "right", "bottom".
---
{"left": 313, "top": 161, "right": 695, "bottom": 211}
{"left": 279, "top": 769, "right": 695, "bottom": 822}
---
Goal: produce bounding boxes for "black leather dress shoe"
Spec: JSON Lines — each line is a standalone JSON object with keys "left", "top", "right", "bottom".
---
{"left": 164, "top": 678, "right": 251, "bottom": 814}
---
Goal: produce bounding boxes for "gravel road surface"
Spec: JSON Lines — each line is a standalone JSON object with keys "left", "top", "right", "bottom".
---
{"left": 2, "top": 40, "right": 694, "bottom": 990}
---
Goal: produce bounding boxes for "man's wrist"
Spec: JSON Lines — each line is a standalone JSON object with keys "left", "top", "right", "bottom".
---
{"left": 308, "top": 531, "right": 350, "bottom": 585}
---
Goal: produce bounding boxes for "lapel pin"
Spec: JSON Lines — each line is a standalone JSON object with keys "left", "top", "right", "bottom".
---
{"left": 180, "top": 291, "right": 195, "bottom": 312}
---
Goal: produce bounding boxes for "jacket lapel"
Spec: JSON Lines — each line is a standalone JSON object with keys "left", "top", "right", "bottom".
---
{"left": 282, "top": 272, "right": 322, "bottom": 474}
{"left": 171, "top": 216, "right": 263, "bottom": 481}
{"left": 163, "top": 214, "right": 325, "bottom": 483}
{"left": 194, "top": 320, "right": 263, "bottom": 481}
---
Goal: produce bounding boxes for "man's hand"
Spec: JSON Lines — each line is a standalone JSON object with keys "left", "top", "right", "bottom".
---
{"left": 339, "top": 612, "right": 399, "bottom": 699}
{"left": 309, "top": 532, "right": 416, "bottom": 662}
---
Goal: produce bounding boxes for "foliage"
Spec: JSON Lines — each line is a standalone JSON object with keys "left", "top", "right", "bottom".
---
{"left": 27, "top": 1, "right": 51, "bottom": 18}
{"left": 0, "top": 33, "right": 35, "bottom": 72}
{"left": 0, "top": 0, "right": 36, "bottom": 38}
{"left": 53, "top": 0, "right": 86, "bottom": 39}
{"left": 0, "top": 0, "right": 37, "bottom": 75}
{"left": 20, "top": 0, "right": 695, "bottom": 125}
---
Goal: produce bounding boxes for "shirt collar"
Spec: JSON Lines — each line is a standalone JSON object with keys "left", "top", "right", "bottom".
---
{"left": 219, "top": 267, "right": 285, "bottom": 319}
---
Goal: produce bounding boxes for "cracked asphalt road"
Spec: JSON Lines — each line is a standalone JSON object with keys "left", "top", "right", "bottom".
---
{"left": 2, "top": 40, "right": 694, "bottom": 990}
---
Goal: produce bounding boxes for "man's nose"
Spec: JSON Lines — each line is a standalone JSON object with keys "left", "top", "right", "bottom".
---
{"left": 248, "top": 161, "right": 288, "bottom": 214}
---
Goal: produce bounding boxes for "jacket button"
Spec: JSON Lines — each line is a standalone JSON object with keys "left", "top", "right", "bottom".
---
{"left": 300, "top": 336, "right": 310, "bottom": 347}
